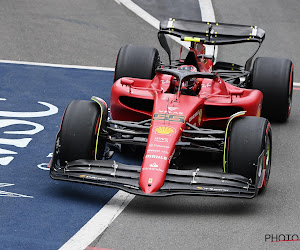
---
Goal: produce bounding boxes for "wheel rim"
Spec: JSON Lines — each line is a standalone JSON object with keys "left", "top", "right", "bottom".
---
{"left": 288, "top": 65, "right": 294, "bottom": 118}
{"left": 263, "top": 134, "right": 271, "bottom": 185}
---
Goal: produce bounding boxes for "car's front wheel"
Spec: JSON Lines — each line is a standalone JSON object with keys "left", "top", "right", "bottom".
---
{"left": 225, "top": 116, "right": 272, "bottom": 193}
{"left": 58, "top": 99, "right": 107, "bottom": 166}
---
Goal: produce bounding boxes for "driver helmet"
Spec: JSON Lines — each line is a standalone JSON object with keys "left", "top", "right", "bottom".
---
{"left": 177, "top": 65, "right": 199, "bottom": 94}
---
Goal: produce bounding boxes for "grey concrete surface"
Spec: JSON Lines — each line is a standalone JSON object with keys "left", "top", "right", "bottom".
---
{"left": 1, "top": 0, "right": 299, "bottom": 249}
{"left": 213, "top": 0, "right": 300, "bottom": 81}
{"left": 0, "top": 0, "right": 171, "bottom": 67}
{"left": 132, "top": 0, "right": 202, "bottom": 21}
{"left": 91, "top": 1, "right": 300, "bottom": 249}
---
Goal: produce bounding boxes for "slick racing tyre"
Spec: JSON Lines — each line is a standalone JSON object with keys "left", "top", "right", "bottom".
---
{"left": 114, "top": 44, "right": 160, "bottom": 82}
{"left": 59, "top": 100, "right": 107, "bottom": 166}
{"left": 226, "top": 116, "right": 272, "bottom": 193}
{"left": 250, "top": 57, "right": 294, "bottom": 122}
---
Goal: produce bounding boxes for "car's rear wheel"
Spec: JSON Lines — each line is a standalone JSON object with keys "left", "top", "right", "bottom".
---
{"left": 250, "top": 57, "right": 294, "bottom": 122}
{"left": 59, "top": 100, "right": 107, "bottom": 166}
{"left": 226, "top": 116, "right": 272, "bottom": 193}
{"left": 114, "top": 44, "right": 160, "bottom": 82}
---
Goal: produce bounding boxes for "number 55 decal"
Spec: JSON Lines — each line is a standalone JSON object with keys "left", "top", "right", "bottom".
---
{"left": 153, "top": 113, "right": 185, "bottom": 123}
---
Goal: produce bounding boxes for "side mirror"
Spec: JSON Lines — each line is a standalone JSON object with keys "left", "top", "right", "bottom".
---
{"left": 121, "top": 78, "right": 134, "bottom": 86}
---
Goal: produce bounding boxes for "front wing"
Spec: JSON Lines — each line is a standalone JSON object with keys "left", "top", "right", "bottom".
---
{"left": 50, "top": 159, "right": 258, "bottom": 198}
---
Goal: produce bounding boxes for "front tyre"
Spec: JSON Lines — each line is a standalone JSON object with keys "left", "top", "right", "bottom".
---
{"left": 58, "top": 100, "right": 107, "bottom": 166}
{"left": 226, "top": 116, "right": 272, "bottom": 193}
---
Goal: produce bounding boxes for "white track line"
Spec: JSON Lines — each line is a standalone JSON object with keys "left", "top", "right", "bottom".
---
{"left": 116, "top": 0, "right": 189, "bottom": 49}
{"left": 116, "top": 0, "right": 217, "bottom": 55}
{"left": 199, "top": 0, "right": 216, "bottom": 22}
{"left": 116, "top": 0, "right": 160, "bottom": 29}
{"left": 198, "top": 0, "right": 218, "bottom": 58}
{"left": 59, "top": 191, "right": 135, "bottom": 250}
{"left": 0, "top": 59, "right": 298, "bottom": 88}
{"left": 0, "top": 59, "right": 114, "bottom": 71}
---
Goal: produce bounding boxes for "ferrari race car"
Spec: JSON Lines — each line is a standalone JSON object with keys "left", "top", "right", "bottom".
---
{"left": 49, "top": 18, "right": 294, "bottom": 198}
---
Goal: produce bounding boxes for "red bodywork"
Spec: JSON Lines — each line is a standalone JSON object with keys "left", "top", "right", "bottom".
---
{"left": 110, "top": 44, "right": 263, "bottom": 194}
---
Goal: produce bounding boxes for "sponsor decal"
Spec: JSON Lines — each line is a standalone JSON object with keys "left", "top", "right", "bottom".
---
{"left": 161, "top": 79, "right": 170, "bottom": 84}
{"left": 142, "top": 166, "right": 164, "bottom": 173}
{"left": 148, "top": 144, "right": 170, "bottom": 149}
{"left": 159, "top": 109, "right": 183, "bottom": 115}
{"left": 79, "top": 175, "right": 108, "bottom": 181}
{"left": 142, "top": 167, "right": 164, "bottom": 172}
{"left": 202, "top": 83, "right": 212, "bottom": 88}
{"left": 197, "top": 186, "right": 229, "bottom": 192}
{"left": 154, "top": 126, "right": 176, "bottom": 136}
{"left": 148, "top": 178, "right": 153, "bottom": 184}
{"left": 154, "top": 137, "right": 168, "bottom": 143}
{"left": 189, "top": 110, "right": 200, "bottom": 122}
{"left": 142, "top": 162, "right": 165, "bottom": 173}
{"left": 147, "top": 149, "right": 160, "bottom": 153}
{"left": 145, "top": 155, "right": 168, "bottom": 161}
{"left": 149, "top": 162, "right": 158, "bottom": 168}
{"left": 153, "top": 113, "right": 185, "bottom": 123}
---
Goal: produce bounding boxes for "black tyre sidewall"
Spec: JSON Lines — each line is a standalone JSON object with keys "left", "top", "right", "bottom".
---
{"left": 227, "top": 116, "right": 272, "bottom": 186}
{"left": 251, "top": 57, "right": 293, "bottom": 122}
{"left": 114, "top": 44, "right": 160, "bottom": 82}
{"left": 59, "top": 100, "right": 106, "bottom": 165}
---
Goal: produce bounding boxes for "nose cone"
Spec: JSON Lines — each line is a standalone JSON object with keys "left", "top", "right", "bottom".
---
{"left": 139, "top": 160, "right": 167, "bottom": 194}
{"left": 140, "top": 178, "right": 161, "bottom": 194}
{"left": 139, "top": 175, "right": 164, "bottom": 194}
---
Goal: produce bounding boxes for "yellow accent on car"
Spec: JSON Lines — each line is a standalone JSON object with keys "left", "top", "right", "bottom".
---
{"left": 91, "top": 97, "right": 104, "bottom": 160}
{"left": 183, "top": 37, "right": 201, "bottom": 43}
{"left": 223, "top": 111, "right": 247, "bottom": 172}
{"left": 198, "top": 109, "right": 202, "bottom": 125}
{"left": 256, "top": 105, "right": 261, "bottom": 117}
{"left": 154, "top": 126, "right": 175, "bottom": 135}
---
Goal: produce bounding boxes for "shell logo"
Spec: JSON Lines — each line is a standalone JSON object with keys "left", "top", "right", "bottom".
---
{"left": 154, "top": 126, "right": 176, "bottom": 135}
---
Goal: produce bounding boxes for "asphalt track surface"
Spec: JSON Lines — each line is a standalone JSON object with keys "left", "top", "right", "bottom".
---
{"left": 0, "top": 0, "right": 300, "bottom": 249}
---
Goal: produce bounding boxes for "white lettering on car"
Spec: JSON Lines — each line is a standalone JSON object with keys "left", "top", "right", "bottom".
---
{"left": 145, "top": 155, "right": 168, "bottom": 161}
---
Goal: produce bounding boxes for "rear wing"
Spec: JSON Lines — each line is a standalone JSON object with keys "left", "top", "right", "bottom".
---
{"left": 158, "top": 18, "right": 265, "bottom": 70}
{"left": 159, "top": 18, "right": 265, "bottom": 45}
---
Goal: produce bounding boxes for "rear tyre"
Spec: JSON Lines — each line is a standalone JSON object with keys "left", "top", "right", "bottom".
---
{"left": 59, "top": 100, "right": 107, "bottom": 166}
{"left": 226, "top": 116, "right": 272, "bottom": 192}
{"left": 114, "top": 44, "right": 160, "bottom": 82}
{"left": 251, "top": 57, "right": 294, "bottom": 122}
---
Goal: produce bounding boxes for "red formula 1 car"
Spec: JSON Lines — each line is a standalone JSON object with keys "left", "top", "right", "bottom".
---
{"left": 50, "top": 18, "right": 294, "bottom": 198}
